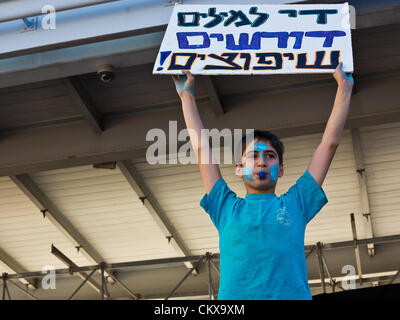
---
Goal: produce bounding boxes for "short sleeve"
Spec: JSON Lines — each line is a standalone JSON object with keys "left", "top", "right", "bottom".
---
{"left": 284, "top": 170, "right": 328, "bottom": 224}
{"left": 200, "top": 177, "right": 240, "bottom": 230}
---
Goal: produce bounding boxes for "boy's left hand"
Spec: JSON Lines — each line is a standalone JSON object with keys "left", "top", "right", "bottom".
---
{"left": 333, "top": 62, "right": 354, "bottom": 91}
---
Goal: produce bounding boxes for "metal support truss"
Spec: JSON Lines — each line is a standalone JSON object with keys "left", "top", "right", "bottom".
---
{"left": 316, "top": 242, "right": 326, "bottom": 294}
{"left": 51, "top": 244, "right": 103, "bottom": 295}
{"left": 3, "top": 232, "right": 400, "bottom": 299}
{"left": 205, "top": 252, "right": 216, "bottom": 300}
{"left": 2, "top": 273, "right": 11, "bottom": 300}
{"left": 315, "top": 242, "right": 345, "bottom": 294}
{"left": 165, "top": 255, "right": 206, "bottom": 300}
{"left": 69, "top": 267, "right": 99, "bottom": 300}
{"left": 6, "top": 278, "right": 39, "bottom": 300}
{"left": 351, "top": 128, "right": 375, "bottom": 256}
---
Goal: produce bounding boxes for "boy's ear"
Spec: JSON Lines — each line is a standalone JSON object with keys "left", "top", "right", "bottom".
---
{"left": 278, "top": 164, "right": 284, "bottom": 178}
{"left": 235, "top": 164, "right": 243, "bottom": 176}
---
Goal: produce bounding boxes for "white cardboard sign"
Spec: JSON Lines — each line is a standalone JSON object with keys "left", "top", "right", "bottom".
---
{"left": 153, "top": 3, "right": 353, "bottom": 75}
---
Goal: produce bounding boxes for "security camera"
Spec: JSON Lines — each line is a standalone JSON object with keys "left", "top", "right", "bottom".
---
{"left": 97, "top": 64, "right": 115, "bottom": 83}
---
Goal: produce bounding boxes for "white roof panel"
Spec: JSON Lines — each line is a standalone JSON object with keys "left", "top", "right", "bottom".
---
{"left": 31, "top": 165, "right": 178, "bottom": 264}
{"left": 0, "top": 176, "right": 92, "bottom": 272}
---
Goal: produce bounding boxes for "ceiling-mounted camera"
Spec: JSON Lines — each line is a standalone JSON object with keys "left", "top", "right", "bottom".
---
{"left": 97, "top": 64, "right": 115, "bottom": 83}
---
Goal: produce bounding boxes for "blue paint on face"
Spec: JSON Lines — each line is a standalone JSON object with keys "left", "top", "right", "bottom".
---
{"left": 243, "top": 166, "right": 254, "bottom": 182}
{"left": 258, "top": 170, "right": 266, "bottom": 180}
{"left": 270, "top": 163, "right": 279, "bottom": 182}
{"left": 254, "top": 142, "right": 268, "bottom": 151}
{"left": 254, "top": 142, "right": 268, "bottom": 163}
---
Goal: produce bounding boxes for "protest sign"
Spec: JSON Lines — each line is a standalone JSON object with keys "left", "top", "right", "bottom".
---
{"left": 153, "top": 3, "right": 353, "bottom": 74}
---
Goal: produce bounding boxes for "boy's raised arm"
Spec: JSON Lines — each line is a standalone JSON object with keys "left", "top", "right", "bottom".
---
{"left": 173, "top": 71, "right": 222, "bottom": 194}
{"left": 307, "top": 62, "right": 354, "bottom": 186}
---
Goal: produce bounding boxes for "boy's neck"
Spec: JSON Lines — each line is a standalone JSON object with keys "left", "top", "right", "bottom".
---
{"left": 245, "top": 186, "right": 276, "bottom": 195}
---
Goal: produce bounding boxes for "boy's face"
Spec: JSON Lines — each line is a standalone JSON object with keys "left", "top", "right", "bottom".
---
{"left": 235, "top": 139, "right": 283, "bottom": 192}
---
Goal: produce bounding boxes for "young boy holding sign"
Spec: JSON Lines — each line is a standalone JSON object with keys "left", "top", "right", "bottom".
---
{"left": 172, "top": 62, "right": 353, "bottom": 299}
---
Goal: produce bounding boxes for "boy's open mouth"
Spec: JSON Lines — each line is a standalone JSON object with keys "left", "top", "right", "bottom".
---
{"left": 257, "top": 171, "right": 267, "bottom": 180}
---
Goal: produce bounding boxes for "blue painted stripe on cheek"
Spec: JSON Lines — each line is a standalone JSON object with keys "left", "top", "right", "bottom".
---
{"left": 270, "top": 163, "right": 279, "bottom": 182}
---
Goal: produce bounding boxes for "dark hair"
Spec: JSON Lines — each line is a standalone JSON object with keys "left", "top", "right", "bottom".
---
{"left": 239, "top": 130, "right": 284, "bottom": 165}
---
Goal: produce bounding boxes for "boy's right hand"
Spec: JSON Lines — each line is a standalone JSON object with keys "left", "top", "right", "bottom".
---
{"left": 172, "top": 71, "right": 195, "bottom": 99}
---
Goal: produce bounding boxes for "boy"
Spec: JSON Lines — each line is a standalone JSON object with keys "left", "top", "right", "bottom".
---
{"left": 172, "top": 63, "right": 354, "bottom": 299}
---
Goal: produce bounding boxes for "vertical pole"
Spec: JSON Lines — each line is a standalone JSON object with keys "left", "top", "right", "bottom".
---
{"left": 209, "top": 259, "right": 220, "bottom": 277}
{"left": 316, "top": 242, "right": 326, "bottom": 294}
{"left": 351, "top": 128, "right": 375, "bottom": 256}
{"left": 5, "top": 279, "right": 11, "bottom": 300}
{"left": 103, "top": 272, "right": 110, "bottom": 299}
{"left": 321, "top": 253, "right": 335, "bottom": 293}
{"left": 350, "top": 213, "right": 363, "bottom": 285}
{"left": 100, "top": 263, "right": 105, "bottom": 300}
{"left": 2, "top": 273, "right": 6, "bottom": 300}
{"left": 206, "top": 253, "right": 215, "bottom": 300}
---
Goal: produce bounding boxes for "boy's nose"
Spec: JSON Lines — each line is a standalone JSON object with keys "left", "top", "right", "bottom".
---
{"left": 258, "top": 153, "right": 266, "bottom": 166}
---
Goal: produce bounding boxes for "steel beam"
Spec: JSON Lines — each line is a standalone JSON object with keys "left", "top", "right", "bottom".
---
{"left": 0, "top": 248, "right": 37, "bottom": 289}
{"left": 63, "top": 76, "right": 103, "bottom": 133}
{"left": 320, "top": 249, "right": 343, "bottom": 292}
{"left": 0, "top": 71, "right": 400, "bottom": 177}
{"left": 204, "top": 76, "right": 224, "bottom": 115}
{"left": 351, "top": 128, "right": 375, "bottom": 256}
{"left": 223, "top": 68, "right": 400, "bottom": 103}
{"left": 209, "top": 259, "right": 220, "bottom": 277}
{"left": 0, "top": 32, "right": 163, "bottom": 89}
{"left": 0, "top": 0, "right": 169, "bottom": 59}
{"left": 0, "top": 0, "right": 301, "bottom": 59}
{"left": 350, "top": 213, "right": 363, "bottom": 285}
{"left": 0, "top": 0, "right": 120, "bottom": 24}
{"left": 308, "top": 270, "right": 400, "bottom": 288}
{"left": 117, "top": 160, "right": 196, "bottom": 272}
{"left": 3, "top": 230, "right": 400, "bottom": 281}
{"left": 2, "top": 273, "right": 11, "bottom": 300}
{"left": 206, "top": 252, "right": 215, "bottom": 300}
{"left": 6, "top": 279, "right": 39, "bottom": 300}
{"left": 6, "top": 254, "right": 210, "bottom": 280}
{"left": 51, "top": 244, "right": 103, "bottom": 295}
{"left": 0, "top": 0, "right": 398, "bottom": 60}
{"left": 316, "top": 242, "right": 326, "bottom": 294}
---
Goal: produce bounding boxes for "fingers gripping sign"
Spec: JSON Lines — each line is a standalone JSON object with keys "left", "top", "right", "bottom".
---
{"left": 333, "top": 61, "right": 354, "bottom": 92}
{"left": 172, "top": 71, "right": 195, "bottom": 98}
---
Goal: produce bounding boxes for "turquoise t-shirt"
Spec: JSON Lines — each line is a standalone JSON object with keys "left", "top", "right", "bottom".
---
{"left": 200, "top": 170, "right": 328, "bottom": 300}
